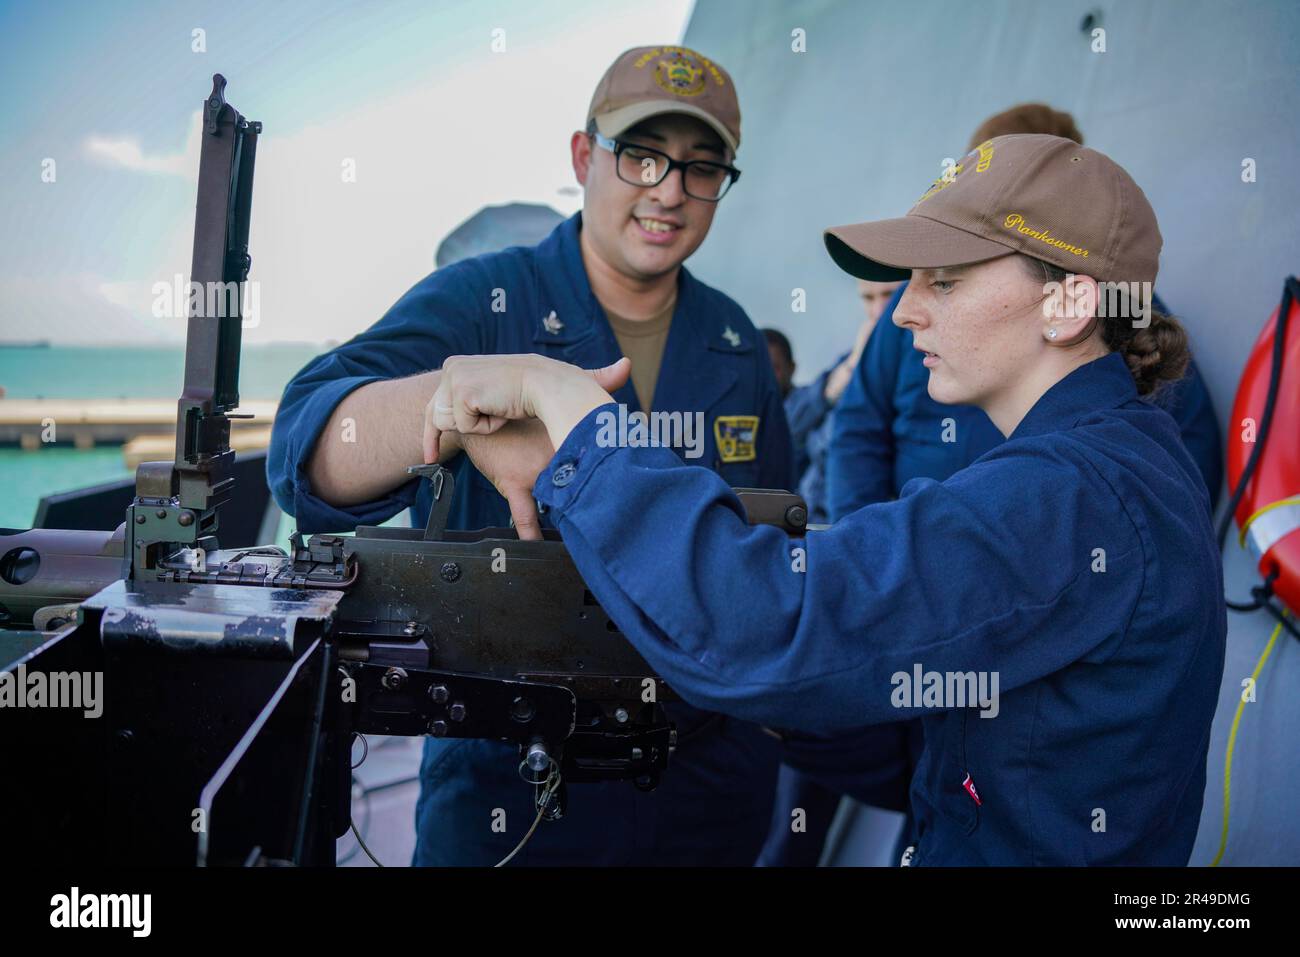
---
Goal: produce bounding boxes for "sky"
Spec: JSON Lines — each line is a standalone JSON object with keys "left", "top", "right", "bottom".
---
{"left": 0, "top": 0, "right": 695, "bottom": 345}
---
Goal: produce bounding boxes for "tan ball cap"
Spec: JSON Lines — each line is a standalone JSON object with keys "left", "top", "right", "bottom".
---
{"left": 588, "top": 45, "right": 741, "bottom": 155}
{"left": 824, "top": 134, "right": 1162, "bottom": 288}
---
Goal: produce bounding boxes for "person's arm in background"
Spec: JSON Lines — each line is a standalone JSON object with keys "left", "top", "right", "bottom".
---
{"left": 756, "top": 347, "right": 797, "bottom": 492}
{"left": 783, "top": 363, "right": 838, "bottom": 482}
{"left": 788, "top": 321, "right": 874, "bottom": 524}
{"left": 797, "top": 414, "right": 835, "bottom": 525}
{"left": 267, "top": 261, "right": 486, "bottom": 533}
{"left": 789, "top": 285, "right": 917, "bottom": 815}
{"left": 1151, "top": 356, "right": 1223, "bottom": 513}
{"left": 1142, "top": 295, "right": 1223, "bottom": 512}
{"left": 826, "top": 284, "right": 907, "bottom": 520}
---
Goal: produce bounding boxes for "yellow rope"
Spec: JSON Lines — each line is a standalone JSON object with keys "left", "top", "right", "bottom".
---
{"left": 1237, "top": 495, "right": 1300, "bottom": 548}
{"left": 1210, "top": 616, "right": 1285, "bottom": 866}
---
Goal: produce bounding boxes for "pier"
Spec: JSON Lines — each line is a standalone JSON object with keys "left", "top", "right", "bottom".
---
{"left": 0, "top": 398, "right": 277, "bottom": 466}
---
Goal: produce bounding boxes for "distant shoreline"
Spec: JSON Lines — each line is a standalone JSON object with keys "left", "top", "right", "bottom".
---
{"left": 0, "top": 341, "right": 336, "bottom": 350}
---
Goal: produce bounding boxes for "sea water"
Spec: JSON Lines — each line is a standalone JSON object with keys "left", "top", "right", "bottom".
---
{"left": 0, "top": 343, "right": 324, "bottom": 528}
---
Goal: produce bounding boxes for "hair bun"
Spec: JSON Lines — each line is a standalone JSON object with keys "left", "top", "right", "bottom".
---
{"left": 1118, "top": 310, "right": 1189, "bottom": 395}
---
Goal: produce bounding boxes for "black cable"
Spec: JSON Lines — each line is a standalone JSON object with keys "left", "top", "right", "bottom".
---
{"left": 1219, "top": 278, "right": 1298, "bottom": 628}
{"left": 1226, "top": 569, "right": 1279, "bottom": 613}
{"left": 1262, "top": 601, "right": 1300, "bottom": 643}
{"left": 351, "top": 731, "right": 369, "bottom": 769}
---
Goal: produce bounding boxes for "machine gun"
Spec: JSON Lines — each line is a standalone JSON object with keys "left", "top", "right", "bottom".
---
{"left": 0, "top": 76, "right": 809, "bottom": 867}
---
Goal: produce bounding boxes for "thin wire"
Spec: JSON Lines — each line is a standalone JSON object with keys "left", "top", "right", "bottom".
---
{"left": 495, "top": 761, "right": 561, "bottom": 867}
{"left": 350, "top": 818, "right": 383, "bottom": 867}
{"left": 495, "top": 807, "right": 545, "bottom": 869}
{"left": 337, "top": 773, "right": 372, "bottom": 866}
{"left": 337, "top": 734, "right": 371, "bottom": 865}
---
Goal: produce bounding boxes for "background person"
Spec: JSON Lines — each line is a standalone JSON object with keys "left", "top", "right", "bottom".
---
{"left": 756, "top": 284, "right": 902, "bottom": 869}
{"left": 763, "top": 281, "right": 901, "bottom": 530}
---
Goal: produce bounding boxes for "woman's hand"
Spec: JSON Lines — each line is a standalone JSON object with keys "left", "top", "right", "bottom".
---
{"left": 422, "top": 353, "right": 631, "bottom": 465}
{"left": 458, "top": 419, "right": 556, "bottom": 540}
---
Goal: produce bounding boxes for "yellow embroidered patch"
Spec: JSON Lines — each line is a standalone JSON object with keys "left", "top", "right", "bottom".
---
{"left": 633, "top": 46, "right": 720, "bottom": 97}
{"left": 714, "top": 415, "right": 759, "bottom": 463}
{"left": 915, "top": 162, "right": 963, "bottom": 204}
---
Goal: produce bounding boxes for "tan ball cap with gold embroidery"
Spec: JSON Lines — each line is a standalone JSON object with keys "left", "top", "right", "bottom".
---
{"left": 824, "top": 134, "right": 1161, "bottom": 288}
{"left": 588, "top": 45, "right": 741, "bottom": 155}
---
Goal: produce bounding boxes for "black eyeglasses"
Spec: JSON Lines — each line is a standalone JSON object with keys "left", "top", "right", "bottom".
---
{"left": 591, "top": 131, "right": 741, "bottom": 202}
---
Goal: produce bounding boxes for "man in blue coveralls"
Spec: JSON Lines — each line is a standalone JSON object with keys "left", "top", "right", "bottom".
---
{"left": 266, "top": 45, "right": 793, "bottom": 865}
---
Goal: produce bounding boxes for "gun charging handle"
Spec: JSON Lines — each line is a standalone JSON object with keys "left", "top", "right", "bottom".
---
{"left": 406, "top": 463, "right": 455, "bottom": 541}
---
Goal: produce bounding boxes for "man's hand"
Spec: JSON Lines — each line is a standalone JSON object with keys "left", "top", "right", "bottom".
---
{"left": 423, "top": 354, "right": 630, "bottom": 464}
{"left": 458, "top": 419, "right": 555, "bottom": 541}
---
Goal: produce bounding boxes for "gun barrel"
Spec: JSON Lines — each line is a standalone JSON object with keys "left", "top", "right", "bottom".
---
{"left": 0, "top": 525, "right": 124, "bottom": 626}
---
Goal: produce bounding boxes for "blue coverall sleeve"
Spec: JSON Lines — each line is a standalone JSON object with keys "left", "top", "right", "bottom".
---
{"left": 267, "top": 261, "right": 487, "bottom": 532}
{"left": 826, "top": 294, "right": 906, "bottom": 520}
{"left": 784, "top": 371, "right": 832, "bottom": 481}
{"left": 535, "top": 405, "right": 1140, "bottom": 736}
{"left": 1150, "top": 358, "right": 1222, "bottom": 511}
{"left": 757, "top": 358, "right": 797, "bottom": 492}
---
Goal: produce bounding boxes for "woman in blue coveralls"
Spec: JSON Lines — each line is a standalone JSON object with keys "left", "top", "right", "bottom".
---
{"left": 422, "top": 134, "right": 1228, "bottom": 865}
